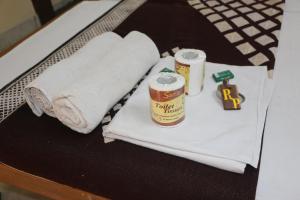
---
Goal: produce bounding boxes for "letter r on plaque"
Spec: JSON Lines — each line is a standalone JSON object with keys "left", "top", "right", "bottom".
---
{"left": 219, "top": 80, "right": 241, "bottom": 110}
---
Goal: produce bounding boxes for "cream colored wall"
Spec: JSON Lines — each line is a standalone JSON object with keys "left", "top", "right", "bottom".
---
{"left": 0, "top": 0, "right": 73, "bottom": 51}
{"left": 51, "top": 0, "right": 73, "bottom": 11}
{"left": 0, "top": 0, "right": 73, "bottom": 34}
{"left": 0, "top": 0, "right": 37, "bottom": 33}
{"left": 0, "top": 0, "right": 72, "bottom": 51}
{"left": 51, "top": 0, "right": 63, "bottom": 6}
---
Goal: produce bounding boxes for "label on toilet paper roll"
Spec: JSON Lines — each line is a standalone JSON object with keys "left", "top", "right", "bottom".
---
{"left": 149, "top": 73, "right": 185, "bottom": 126}
{"left": 175, "top": 49, "right": 206, "bottom": 96}
{"left": 175, "top": 61, "right": 190, "bottom": 94}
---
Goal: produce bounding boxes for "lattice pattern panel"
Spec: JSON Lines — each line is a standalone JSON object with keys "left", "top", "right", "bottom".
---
{"left": 188, "top": 0, "right": 284, "bottom": 69}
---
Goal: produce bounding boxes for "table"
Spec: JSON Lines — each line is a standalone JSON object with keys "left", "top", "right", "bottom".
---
{"left": 1, "top": 0, "right": 300, "bottom": 199}
{"left": 0, "top": 164, "right": 107, "bottom": 200}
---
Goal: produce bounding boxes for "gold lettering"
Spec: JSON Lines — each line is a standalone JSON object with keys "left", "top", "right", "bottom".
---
{"left": 222, "top": 89, "right": 232, "bottom": 100}
{"left": 231, "top": 98, "right": 240, "bottom": 109}
{"left": 151, "top": 93, "right": 185, "bottom": 125}
{"left": 155, "top": 103, "right": 177, "bottom": 113}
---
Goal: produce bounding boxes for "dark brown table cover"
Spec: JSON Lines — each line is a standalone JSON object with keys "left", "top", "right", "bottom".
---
{"left": 0, "top": 0, "right": 284, "bottom": 199}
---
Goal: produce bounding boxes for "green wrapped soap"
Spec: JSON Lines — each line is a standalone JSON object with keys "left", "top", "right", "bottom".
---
{"left": 212, "top": 70, "right": 234, "bottom": 82}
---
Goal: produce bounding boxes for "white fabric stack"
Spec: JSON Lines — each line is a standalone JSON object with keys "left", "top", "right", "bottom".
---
{"left": 24, "top": 32, "right": 122, "bottom": 117}
{"left": 103, "top": 56, "right": 274, "bottom": 173}
{"left": 25, "top": 31, "right": 160, "bottom": 134}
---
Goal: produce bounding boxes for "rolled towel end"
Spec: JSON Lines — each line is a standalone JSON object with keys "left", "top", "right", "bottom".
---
{"left": 23, "top": 32, "right": 123, "bottom": 119}
{"left": 53, "top": 97, "right": 91, "bottom": 134}
{"left": 24, "top": 87, "right": 55, "bottom": 117}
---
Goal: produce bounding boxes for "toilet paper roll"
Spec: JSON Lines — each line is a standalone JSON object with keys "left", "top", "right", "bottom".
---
{"left": 149, "top": 72, "right": 185, "bottom": 127}
{"left": 175, "top": 49, "right": 206, "bottom": 96}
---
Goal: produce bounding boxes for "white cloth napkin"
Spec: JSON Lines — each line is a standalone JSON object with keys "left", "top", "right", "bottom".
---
{"left": 52, "top": 31, "right": 160, "bottom": 134}
{"left": 24, "top": 32, "right": 122, "bottom": 117}
{"left": 103, "top": 56, "right": 273, "bottom": 173}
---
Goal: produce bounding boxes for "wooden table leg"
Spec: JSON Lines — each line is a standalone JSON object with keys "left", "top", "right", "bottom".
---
{"left": 0, "top": 163, "right": 109, "bottom": 200}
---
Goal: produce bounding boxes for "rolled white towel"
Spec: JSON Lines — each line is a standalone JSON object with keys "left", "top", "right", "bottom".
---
{"left": 53, "top": 31, "right": 160, "bottom": 134}
{"left": 24, "top": 32, "right": 122, "bottom": 117}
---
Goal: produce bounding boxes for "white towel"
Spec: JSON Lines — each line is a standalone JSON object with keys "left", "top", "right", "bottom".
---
{"left": 53, "top": 31, "right": 160, "bottom": 134}
{"left": 24, "top": 32, "right": 122, "bottom": 117}
{"left": 103, "top": 56, "right": 273, "bottom": 173}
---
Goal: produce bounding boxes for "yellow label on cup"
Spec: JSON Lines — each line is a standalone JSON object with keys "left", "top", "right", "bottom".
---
{"left": 175, "top": 61, "right": 190, "bottom": 94}
{"left": 149, "top": 86, "right": 185, "bottom": 126}
{"left": 151, "top": 94, "right": 184, "bottom": 126}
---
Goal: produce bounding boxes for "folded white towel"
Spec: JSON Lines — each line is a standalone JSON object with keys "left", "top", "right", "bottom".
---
{"left": 24, "top": 32, "right": 122, "bottom": 117}
{"left": 53, "top": 31, "right": 160, "bottom": 134}
{"left": 103, "top": 56, "right": 273, "bottom": 173}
